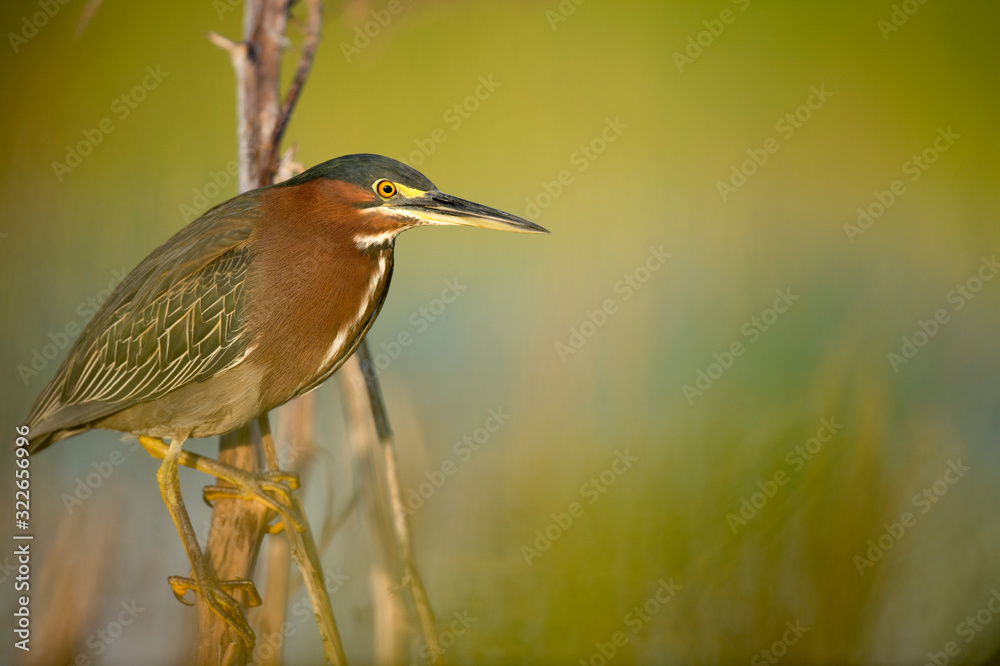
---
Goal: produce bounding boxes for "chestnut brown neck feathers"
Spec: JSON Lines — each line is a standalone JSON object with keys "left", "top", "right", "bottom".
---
{"left": 247, "top": 178, "right": 397, "bottom": 411}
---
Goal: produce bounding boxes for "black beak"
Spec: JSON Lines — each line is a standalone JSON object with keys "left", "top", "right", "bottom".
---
{"left": 394, "top": 191, "right": 550, "bottom": 234}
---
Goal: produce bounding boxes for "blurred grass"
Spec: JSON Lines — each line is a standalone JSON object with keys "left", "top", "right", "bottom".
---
{"left": 2, "top": 0, "right": 1000, "bottom": 664}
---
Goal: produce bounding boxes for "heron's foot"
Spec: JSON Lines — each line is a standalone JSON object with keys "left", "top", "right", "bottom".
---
{"left": 167, "top": 573, "right": 260, "bottom": 646}
{"left": 202, "top": 470, "right": 305, "bottom": 533}
{"left": 138, "top": 436, "right": 303, "bottom": 532}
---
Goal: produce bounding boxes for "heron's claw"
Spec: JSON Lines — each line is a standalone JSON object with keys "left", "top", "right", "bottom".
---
{"left": 166, "top": 574, "right": 261, "bottom": 645}
{"left": 202, "top": 470, "right": 304, "bottom": 532}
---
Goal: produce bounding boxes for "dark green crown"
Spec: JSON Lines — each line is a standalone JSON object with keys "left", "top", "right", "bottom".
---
{"left": 281, "top": 153, "right": 436, "bottom": 193}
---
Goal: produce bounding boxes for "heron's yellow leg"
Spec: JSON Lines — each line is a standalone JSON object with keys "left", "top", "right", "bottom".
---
{"left": 139, "top": 436, "right": 304, "bottom": 533}
{"left": 153, "top": 435, "right": 258, "bottom": 646}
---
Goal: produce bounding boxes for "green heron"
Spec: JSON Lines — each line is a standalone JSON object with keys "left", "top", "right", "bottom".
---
{"left": 24, "top": 153, "right": 547, "bottom": 644}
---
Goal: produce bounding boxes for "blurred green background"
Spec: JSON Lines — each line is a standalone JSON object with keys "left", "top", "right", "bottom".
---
{"left": 3, "top": 0, "right": 1000, "bottom": 664}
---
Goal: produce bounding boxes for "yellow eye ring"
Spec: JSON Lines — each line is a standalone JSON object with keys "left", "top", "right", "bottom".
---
{"left": 376, "top": 180, "right": 397, "bottom": 198}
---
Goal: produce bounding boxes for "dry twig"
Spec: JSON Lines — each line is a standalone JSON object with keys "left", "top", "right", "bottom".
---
{"left": 349, "top": 342, "right": 444, "bottom": 664}
{"left": 339, "top": 359, "right": 410, "bottom": 664}
{"left": 200, "top": 2, "right": 344, "bottom": 664}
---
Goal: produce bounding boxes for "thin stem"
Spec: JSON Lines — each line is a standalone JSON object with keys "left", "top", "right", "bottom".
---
{"left": 338, "top": 358, "right": 408, "bottom": 663}
{"left": 257, "top": 411, "right": 348, "bottom": 666}
{"left": 258, "top": 414, "right": 282, "bottom": 471}
{"left": 263, "top": 0, "right": 323, "bottom": 181}
{"left": 355, "top": 340, "right": 443, "bottom": 665}
{"left": 285, "top": 493, "right": 350, "bottom": 666}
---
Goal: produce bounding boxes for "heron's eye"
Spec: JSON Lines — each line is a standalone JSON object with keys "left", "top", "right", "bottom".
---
{"left": 376, "top": 180, "right": 397, "bottom": 198}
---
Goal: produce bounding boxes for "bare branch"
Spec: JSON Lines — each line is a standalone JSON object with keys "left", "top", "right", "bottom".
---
{"left": 202, "top": 2, "right": 441, "bottom": 663}
{"left": 207, "top": 31, "right": 242, "bottom": 56}
{"left": 258, "top": 395, "right": 347, "bottom": 666}
{"left": 339, "top": 358, "right": 409, "bottom": 664}
{"left": 285, "top": 492, "right": 350, "bottom": 665}
{"left": 354, "top": 340, "right": 444, "bottom": 665}
{"left": 264, "top": 0, "right": 323, "bottom": 183}
{"left": 196, "top": 423, "right": 270, "bottom": 665}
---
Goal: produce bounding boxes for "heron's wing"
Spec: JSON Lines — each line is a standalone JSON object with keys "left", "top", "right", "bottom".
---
{"left": 26, "top": 195, "right": 261, "bottom": 442}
